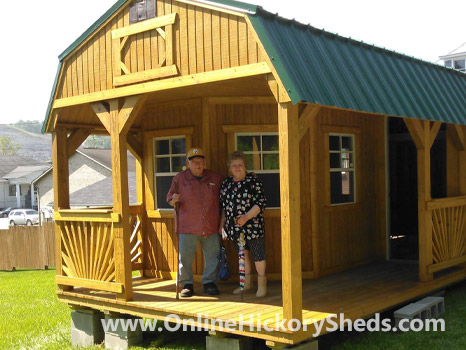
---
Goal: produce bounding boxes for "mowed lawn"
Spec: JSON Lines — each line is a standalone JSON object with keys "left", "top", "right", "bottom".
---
{"left": 0, "top": 268, "right": 465, "bottom": 349}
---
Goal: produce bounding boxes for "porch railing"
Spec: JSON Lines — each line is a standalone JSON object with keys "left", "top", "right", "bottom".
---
{"left": 54, "top": 205, "right": 144, "bottom": 296}
{"left": 426, "top": 196, "right": 466, "bottom": 274}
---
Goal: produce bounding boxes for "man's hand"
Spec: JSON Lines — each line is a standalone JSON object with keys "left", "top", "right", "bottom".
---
{"left": 171, "top": 193, "right": 180, "bottom": 205}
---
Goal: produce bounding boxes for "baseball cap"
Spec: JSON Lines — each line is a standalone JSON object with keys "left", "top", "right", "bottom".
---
{"left": 187, "top": 147, "right": 205, "bottom": 160}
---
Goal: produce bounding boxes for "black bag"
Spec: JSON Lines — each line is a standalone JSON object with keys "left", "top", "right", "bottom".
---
{"left": 218, "top": 245, "right": 230, "bottom": 281}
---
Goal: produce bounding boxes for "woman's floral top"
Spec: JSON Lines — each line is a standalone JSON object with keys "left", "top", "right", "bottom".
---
{"left": 220, "top": 173, "right": 267, "bottom": 243}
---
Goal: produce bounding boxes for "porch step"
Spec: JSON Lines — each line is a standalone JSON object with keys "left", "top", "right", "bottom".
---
{"left": 394, "top": 296, "right": 444, "bottom": 329}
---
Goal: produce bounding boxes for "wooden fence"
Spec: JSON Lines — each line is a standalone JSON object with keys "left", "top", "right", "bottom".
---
{"left": 0, "top": 223, "right": 55, "bottom": 271}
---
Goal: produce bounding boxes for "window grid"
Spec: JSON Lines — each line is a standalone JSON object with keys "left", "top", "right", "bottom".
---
{"left": 235, "top": 132, "right": 279, "bottom": 174}
{"left": 154, "top": 136, "right": 186, "bottom": 176}
{"left": 329, "top": 133, "right": 356, "bottom": 205}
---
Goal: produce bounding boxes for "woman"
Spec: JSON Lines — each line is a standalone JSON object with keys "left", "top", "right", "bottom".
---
{"left": 219, "top": 151, "right": 267, "bottom": 297}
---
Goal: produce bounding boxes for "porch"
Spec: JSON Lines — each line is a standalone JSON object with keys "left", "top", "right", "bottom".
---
{"left": 57, "top": 260, "right": 466, "bottom": 345}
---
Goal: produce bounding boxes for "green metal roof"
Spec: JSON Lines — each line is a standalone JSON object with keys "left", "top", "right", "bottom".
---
{"left": 43, "top": 0, "right": 466, "bottom": 133}
{"left": 248, "top": 8, "right": 466, "bottom": 125}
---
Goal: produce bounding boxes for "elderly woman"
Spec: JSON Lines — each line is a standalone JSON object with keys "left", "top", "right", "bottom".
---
{"left": 219, "top": 151, "right": 267, "bottom": 297}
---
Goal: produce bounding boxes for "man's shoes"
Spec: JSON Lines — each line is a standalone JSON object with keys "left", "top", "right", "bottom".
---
{"left": 203, "top": 282, "right": 219, "bottom": 295}
{"left": 180, "top": 284, "right": 194, "bottom": 297}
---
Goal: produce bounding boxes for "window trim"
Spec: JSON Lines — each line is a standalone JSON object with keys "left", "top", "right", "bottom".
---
{"left": 322, "top": 125, "right": 360, "bottom": 208}
{"left": 146, "top": 127, "right": 193, "bottom": 211}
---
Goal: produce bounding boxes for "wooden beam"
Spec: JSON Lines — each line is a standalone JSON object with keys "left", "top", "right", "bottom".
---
{"left": 56, "top": 275, "right": 123, "bottom": 293}
{"left": 111, "top": 13, "right": 177, "bottom": 39}
{"left": 53, "top": 63, "right": 272, "bottom": 109}
{"left": 127, "top": 133, "right": 143, "bottom": 160}
{"left": 52, "top": 127, "right": 70, "bottom": 210}
{"left": 91, "top": 102, "right": 111, "bottom": 133}
{"left": 429, "top": 121, "right": 442, "bottom": 149}
{"left": 108, "top": 99, "right": 134, "bottom": 301}
{"left": 298, "top": 105, "right": 321, "bottom": 140}
{"left": 207, "top": 96, "right": 276, "bottom": 104}
{"left": 448, "top": 124, "right": 465, "bottom": 151}
{"left": 67, "top": 129, "right": 92, "bottom": 158}
{"left": 119, "top": 95, "right": 146, "bottom": 135}
{"left": 113, "top": 65, "right": 179, "bottom": 87}
{"left": 266, "top": 74, "right": 280, "bottom": 103}
{"left": 404, "top": 118, "right": 425, "bottom": 149}
{"left": 278, "top": 102, "right": 302, "bottom": 322}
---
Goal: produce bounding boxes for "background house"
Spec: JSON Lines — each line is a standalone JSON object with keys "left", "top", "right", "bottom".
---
{"left": 0, "top": 156, "right": 50, "bottom": 209}
{"left": 33, "top": 148, "right": 136, "bottom": 208}
{"left": 439, "top": 42, "right": 466, "bottom": 72}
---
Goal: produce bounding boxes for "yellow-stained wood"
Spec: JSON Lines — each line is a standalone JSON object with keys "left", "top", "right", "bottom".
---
{"left": 430, "top": 121, "right": 442, "bottom": 148}
{"left": 112, "top": 13, "right": 177, "bottom": 39}
{"left": 298, "top": 105, "right": 321, "bottom": 140}
{"left": 67, "top": 129, "right": 92, "bottom": 158}
{"left": 54, "top": 211, "right": 120, "bottom": 223}
{"left": 207, "top": 96, "right": 276, "bottom": 104}
{"left": 426, "top": 196, "right": 466, "bottom": 210}
{"left": 53, "top": 63, "right": 272, "bottom": 109}
{"left": 404, "top": 118, "right": 434, "bottom": 282}
{"left": 113, "top": 65, "right": 179, "bottom": 87}
{"left": 127, "top": 133, "right": 143, "bottom": 159}
{"left": 52, "top": 127, "right": 70, "bottom": 210}
{"left": 91, "top": 102, "right": 111, "bottom": 132}
{"left": 201, "top": 98, "right": 211, "bottom": 167}
{"left": 56, "top": 275, "right": 123, "bottom": 293}
{"left": 108, "top": 99, "right": 134, "bottom": 300}
{"left": 221, "top": 124, "right": 277, "bottom": 134}
{"left": 119, "top": 95, "right": 146, "bottom": 135}
{"left": 278, "top": 102, "right": 302, "bottom": 321}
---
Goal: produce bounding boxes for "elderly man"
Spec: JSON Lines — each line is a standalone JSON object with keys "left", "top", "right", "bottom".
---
{"left": 166, "top": 147, "right": 222, "bottom": 297}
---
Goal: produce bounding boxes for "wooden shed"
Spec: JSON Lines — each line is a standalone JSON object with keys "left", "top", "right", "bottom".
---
{"left": 43, "top": 0, "right": 466, "bottom": 347}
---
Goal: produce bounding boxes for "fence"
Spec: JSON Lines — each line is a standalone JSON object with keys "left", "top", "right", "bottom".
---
{"left": 0, "top": 223, "right": 55, "bottom": 271}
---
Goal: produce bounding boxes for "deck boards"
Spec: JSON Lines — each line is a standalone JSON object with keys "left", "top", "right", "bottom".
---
{"left": 57, "top": 261, "right": 466, "bottom": 345}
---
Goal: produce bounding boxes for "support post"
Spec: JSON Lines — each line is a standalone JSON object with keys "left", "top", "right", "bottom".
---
{"left": 15, "top": 183, "right": 21, "bottom": 208}
{"left": 52, "top": 126, "right": 71, "bottom": 290}
{"left": 404, "top": 119, "right": 436, "bottom": 282}
{"left": 278, "top": 102, "right": 303, "bottom": 322}
{"left": 109, "top": 99, "right": 134, "bottom": 301}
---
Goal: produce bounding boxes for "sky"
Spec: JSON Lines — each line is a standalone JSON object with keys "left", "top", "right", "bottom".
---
{"left": 1, "top": 0, "right": 464, "bottom": 126}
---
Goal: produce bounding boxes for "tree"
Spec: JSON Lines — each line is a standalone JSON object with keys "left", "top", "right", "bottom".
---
{"left": 0, "top": 136, "right": 21, "bottom": 156}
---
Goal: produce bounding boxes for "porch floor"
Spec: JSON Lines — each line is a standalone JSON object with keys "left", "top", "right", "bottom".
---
{"left": 57, "top": 261, "right": 466, "bottom": 345}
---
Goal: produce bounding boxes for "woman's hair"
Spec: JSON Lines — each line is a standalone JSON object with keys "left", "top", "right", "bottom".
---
{"left": 227, "top": 150, "right": 248, "bottom": 169}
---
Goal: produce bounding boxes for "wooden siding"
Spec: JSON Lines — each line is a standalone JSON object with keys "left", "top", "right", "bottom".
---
{"left": 139, "top": 100, "right": 386, "bottom": 278}
{"left": 56, "top": 0, "right": 261, "bottom": 100}
{"left": 313, "top": 108, "right": 386, "bottom": 276}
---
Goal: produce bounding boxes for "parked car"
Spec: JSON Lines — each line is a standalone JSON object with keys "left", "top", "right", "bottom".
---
{"left": 8, "top": 209, "right": 40, "bottom": 226}
{"left": 0, "top": 207, "right": 15, "bottom": 218}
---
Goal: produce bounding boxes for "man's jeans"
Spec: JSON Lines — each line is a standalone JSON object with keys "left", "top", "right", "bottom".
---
{"left": 179, "top": 233, "right": 220, "bottom": 286}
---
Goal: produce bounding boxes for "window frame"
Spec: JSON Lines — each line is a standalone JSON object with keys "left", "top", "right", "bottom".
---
{"left": 322, "top": 125, "right": 360, "bottom": 208}
{"left": 9, "top": 185, "right": 16, "bottom": 197}
{"left": 145, "top": 127, "right": 193, "bottom": 213}
{"left": 222, "top": 124, "right": 281, "bottom": 212}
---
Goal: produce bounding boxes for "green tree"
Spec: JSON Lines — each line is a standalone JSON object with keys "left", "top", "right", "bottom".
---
{"left": 0, "top": 136, "right": 21, "bottom": 155}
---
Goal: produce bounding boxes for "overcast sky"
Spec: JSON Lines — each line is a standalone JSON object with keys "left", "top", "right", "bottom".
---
{"left": 1, "top": 0, "right": 464, "bottom": 126}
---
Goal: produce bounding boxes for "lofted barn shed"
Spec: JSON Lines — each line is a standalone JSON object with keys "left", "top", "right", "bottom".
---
{"left": 43, "top": 0, "right": 466, "bottom": 348}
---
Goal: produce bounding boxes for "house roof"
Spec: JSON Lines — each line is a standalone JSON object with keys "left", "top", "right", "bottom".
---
{"left": 43, "top": 0, "right": 466, "bottom": 133}
{"left": 3, "top": 165, "right": 51, "bottom": 183}
{"left": 49, "top": 172, "right": 138, "bottom": 207}
{"left": 0, "top": 156, "right": 48, "bottom": 178}
{"left": 78, "top": 148, "right": 137, "bottom": 172}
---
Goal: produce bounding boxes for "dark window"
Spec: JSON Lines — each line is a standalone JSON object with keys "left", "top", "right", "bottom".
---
{"left": 9, "top": 185, "right": 16, "bottom": 197}
{"left": 444, "top": 60, "right": 452, "bottom": 68}
{"left": 129, "top": 0, "right": 157, "bottom": 24}
{"left": 236, "top": 133, "right": 280, "bottom": 207}
{"left": 329, "top": 134, "right": 356, "bottom": 205}
{"left": 154, "top": 137, "right": 186, "bottom": 209}
{"left": 454, "top": 59, "right": 465, "bottom": 72}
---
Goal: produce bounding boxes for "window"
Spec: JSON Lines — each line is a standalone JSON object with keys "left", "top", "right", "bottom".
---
{"left": 9, "top": 185, "right": 16, "bottom": 197}
{"left": 454, "top": 59, "right": 465, "bottom": 72}
{"left": 329, "top": 134, "right": 356, "bottom": 205}
{"left": 154, "top": 136, "right": 186, "bottom": 209}
{"left": 129, "top": 0, "right": 156, "bottom": 24}
{"left": 236, "top": 133, "right": 280, "bottom": 207}
{"left": 444, "top": 60, "right": 452, "bottom": 68}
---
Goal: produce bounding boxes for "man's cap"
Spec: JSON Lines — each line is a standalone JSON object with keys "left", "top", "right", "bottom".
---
{"left": 187, "top": 147, "right": 205, "bottom": 160}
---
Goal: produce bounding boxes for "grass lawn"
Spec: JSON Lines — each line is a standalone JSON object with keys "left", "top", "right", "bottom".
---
{"left": 0, "top": 268, "right": 464, "bottom": 349}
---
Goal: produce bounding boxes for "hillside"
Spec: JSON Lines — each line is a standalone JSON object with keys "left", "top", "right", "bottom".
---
{"left": 0, "top": 125, "right": 52, "bottom": 162}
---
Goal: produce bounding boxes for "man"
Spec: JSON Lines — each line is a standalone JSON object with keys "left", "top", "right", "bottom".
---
{"left": 166, "top": 147, "right": 222, "bottom": 297}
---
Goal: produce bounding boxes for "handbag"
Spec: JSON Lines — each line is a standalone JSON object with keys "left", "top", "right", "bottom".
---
{"left": 218, "top": 245, "right": 230, "bottom": 281}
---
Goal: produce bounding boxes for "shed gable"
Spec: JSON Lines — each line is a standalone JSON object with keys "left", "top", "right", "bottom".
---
{"left": 55, "top": 0, "right": 263, "bottom": 101}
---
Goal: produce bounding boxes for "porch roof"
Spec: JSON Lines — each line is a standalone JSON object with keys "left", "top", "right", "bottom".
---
{"left": 42, "top": 0, "right": 466, "bottom": 133}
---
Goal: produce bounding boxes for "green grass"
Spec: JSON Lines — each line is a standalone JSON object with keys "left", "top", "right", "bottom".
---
{"left": 0, "top": 269, "right": 464, "bottom": 349}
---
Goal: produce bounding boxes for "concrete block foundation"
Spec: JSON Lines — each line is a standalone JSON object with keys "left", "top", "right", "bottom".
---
{"left": 71, "top": 309, "right": 105, "bottom": 347}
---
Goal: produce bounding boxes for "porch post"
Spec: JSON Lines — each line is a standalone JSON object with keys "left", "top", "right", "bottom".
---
{"left": 52, "top": 126, "right": 71, "bottom": 290}
{"left": 278, "top": 102, "right": 303, "bottom": 322}
{"left": 15, "top": 184, "right": 21, "bottom": 208}
{"left": 404, "top": 119, "right": 440, "bottom": 282}
{"left": 109, "top": 99, "right": 134, "bottom": 301}
{"left": 31, "top": 184, "right": 35, "bottom": 208}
